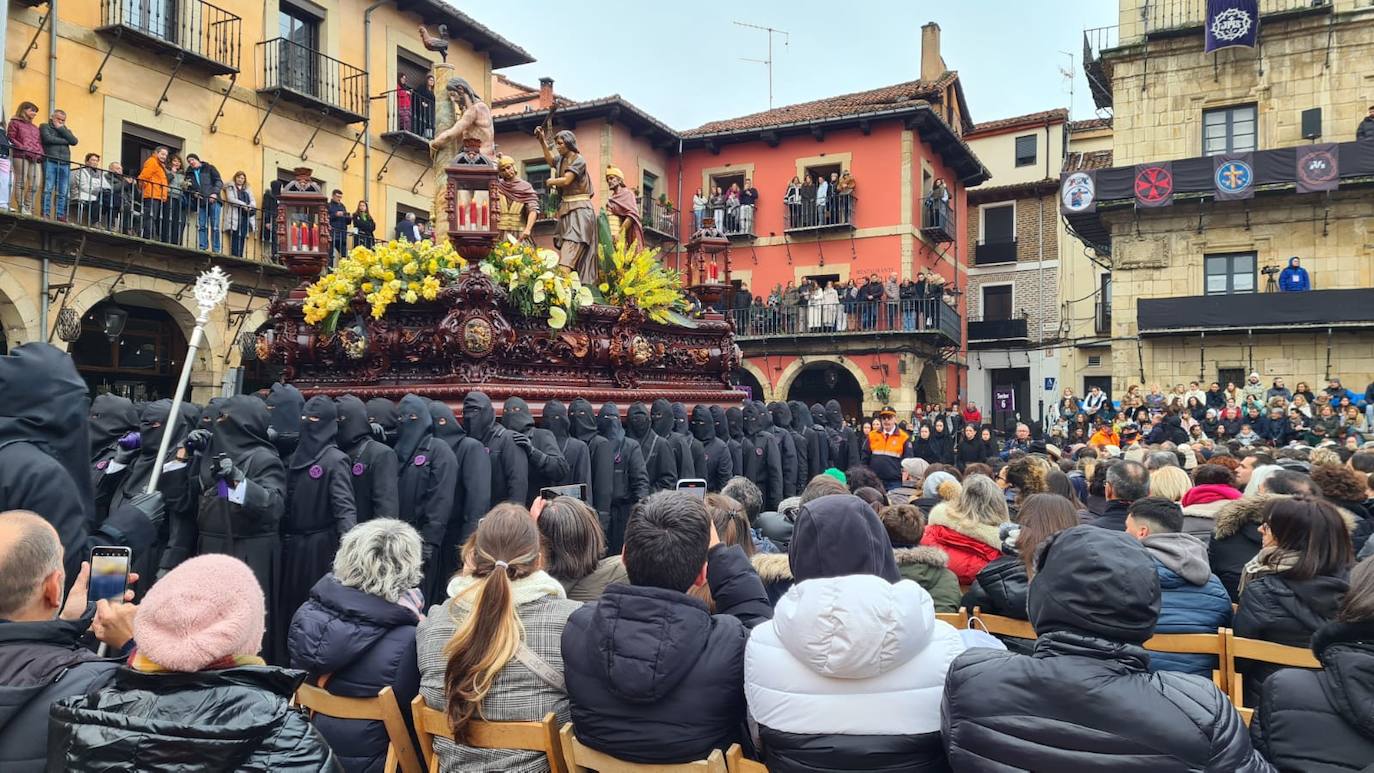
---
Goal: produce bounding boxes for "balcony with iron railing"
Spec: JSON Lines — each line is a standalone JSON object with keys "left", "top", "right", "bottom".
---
{"left": 378, "top": 88, "right": 438, "bottom": 150}
{"left": 98, "top": 0, "right": 242, "bottom": 75}
{"left": 1144, "top": 0, "right": 1330, "bottom": 36}
{"left": 919, "top": 199, "right": 957, "bottom": 244}
{"left": 974, "top": 239, "right": 1018, "bottom": 266}
{"left": 257, "top": 38, "right": 368, "bottom": 123}
{"left": 642, "top": 199, "right": 679, "bottom": 242}
{"left": 1082, "top": 25, "right": 1118, "bottom": 110}
{"left": 783, "top": 194, "right": 856, "bottom": 233}
{"left": 728, "top": 297, "right": 960, "bottom": 347}
{"left": 968, "top": 315, "right": 1030, "bottom": 350}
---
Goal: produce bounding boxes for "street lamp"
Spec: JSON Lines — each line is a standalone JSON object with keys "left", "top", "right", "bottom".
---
{"left": 101, "top": 305, "right": 129, "bottom": 342}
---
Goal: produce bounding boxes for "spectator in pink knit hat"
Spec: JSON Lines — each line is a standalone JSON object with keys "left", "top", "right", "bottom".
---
{"left": 47, "top": 555, "right": 339, "bottom": 770}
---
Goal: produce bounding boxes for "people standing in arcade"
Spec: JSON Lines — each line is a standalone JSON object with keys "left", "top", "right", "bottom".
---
{"left": 394, "top": 394, "right": 458, "bottom": 604}
{"left": 334, "top": 395, "right": 400, "bottom": 523}
{"left": 463, "top": 391, "right": 528, "bottom": 506}
{"left": 593, "top": 403, "right": 650, "bottom": 552}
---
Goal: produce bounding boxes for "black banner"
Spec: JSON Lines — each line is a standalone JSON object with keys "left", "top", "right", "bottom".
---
{"left": 1296, "top": 144, "right": 1340, "bottom": 193}
{"left": 1134, "top": 162, "right": 1174, "bottom": 208}
{"left": 1212, "top": 153, "right": 1255, "bottom": 201}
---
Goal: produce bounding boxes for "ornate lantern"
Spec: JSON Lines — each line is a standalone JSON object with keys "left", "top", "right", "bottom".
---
{"left": 275, "top": 167, "right": 331, "bottom": 297}
{"left": 55, "top": 307, "right": 82, "bottom": 343}
{"left": 443, "top": 145, "right": 498, "bottom": 263}
{"left": 684, "top": 224, "right": 733, "bottom": 315}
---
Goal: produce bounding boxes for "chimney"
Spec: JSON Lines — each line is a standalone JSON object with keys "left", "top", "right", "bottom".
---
{"left": 920, "top": 22, "right": 944, "bottom": 83}
{"left": 538, "top": 77, "right": 554, "bottom": 110}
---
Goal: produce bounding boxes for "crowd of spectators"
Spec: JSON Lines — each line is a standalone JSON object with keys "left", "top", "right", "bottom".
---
{"left": 733, "top": 272, "right": 954, "bottom": 335}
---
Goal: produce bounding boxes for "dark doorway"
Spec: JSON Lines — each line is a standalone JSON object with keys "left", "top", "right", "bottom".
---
{"left": 1084, "top": 375, "right": 1113, "bottom": 404}
{"left": 1218, "top": 368, "right": 1246, "bottom": 391}
{"left": 787, "top": 362, "right": 863, "bottom": 423}
{"left": 989, "top": 366, "right": 1030, "bottom": 435}
{"left": 731, "top": 368, "right": 765, "bottom": 403}
{"left": 70, "top": 298, "right": 189, "bottom": 401}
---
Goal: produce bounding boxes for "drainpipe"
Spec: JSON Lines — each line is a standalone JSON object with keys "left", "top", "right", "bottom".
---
{"left": 675, "top": 137, "right": 683, "bottom": 273}
{"left": 40, "top": 0, "right": 60, "bottom": 339}
{"left": 362, "top": 0, "right": 389, "bottom": 197}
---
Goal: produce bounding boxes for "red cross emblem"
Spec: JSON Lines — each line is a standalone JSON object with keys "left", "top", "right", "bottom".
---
{"left": 1135, "top": 165, "right": 1173, "bottom": 204}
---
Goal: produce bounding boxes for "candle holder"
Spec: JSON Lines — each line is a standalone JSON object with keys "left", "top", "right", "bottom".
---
{"left": 444, "top": 142, "right": 499, "bottom": 263}
{"left": 685, "top": 221, "right": 733, "bottom": 313}
{"left": 276, "top": 167, "right": 331, "bottom": 297}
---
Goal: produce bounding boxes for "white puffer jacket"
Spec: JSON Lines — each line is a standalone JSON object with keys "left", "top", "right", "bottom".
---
{"left": 745, "top": 574, "right": 964, "bottom": 737}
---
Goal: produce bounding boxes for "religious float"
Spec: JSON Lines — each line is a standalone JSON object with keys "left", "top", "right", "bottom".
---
{"left": 259, "top": 52, "right": 743, "bottom": 407}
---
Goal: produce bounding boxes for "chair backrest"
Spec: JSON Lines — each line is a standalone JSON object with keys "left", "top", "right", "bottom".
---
{"left": 934, "top": 611, "right": 966, "bottom": 629}
{"left": 1223, "top": 629, "right": 1321, "bottom": 708}
{"left": 1142, "top": 630, "right": 1228, "bottom": 691}
{"left": 559, "top": 723, "right": 726, "bottom": 773}
{"left": 968, "top": 607, "right": 1036, "bottom": 639}
{"left": 725, "top": 743, "right": 769, "bottom": 773}
{"left": 410, "top": 695, "right": 567, "bottom": 773}
{"left": 294, "top": 683, "right": 422, "bottom": 773}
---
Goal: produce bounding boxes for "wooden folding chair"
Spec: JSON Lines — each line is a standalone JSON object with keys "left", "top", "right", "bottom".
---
{"left": 968, "top": 607, "right": 1036, "bottom": 640}
{"left": 294, "top": 683, "right": 422, "bottom": 773}
{"left": 935, "top": 610, "right": 967, "bottom": 629}
{"left": 1223, "top": 629, "right": 1321, "bottom": 725}
{"left": 1142, "top": 630, "right": 1228, "bottom": 691}
{"left": 560, "top": 723, "right": 726, "bottom": 772}
{"left": 410, "top": 695, "right": 567, "bottom": 773}
{"left": 725, "top": 743, "right": 769, "bottom": 773}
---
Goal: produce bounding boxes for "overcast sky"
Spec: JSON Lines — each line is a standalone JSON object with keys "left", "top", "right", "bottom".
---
{"left": 486, "top": 1, "right": 1120, "bottom": 130}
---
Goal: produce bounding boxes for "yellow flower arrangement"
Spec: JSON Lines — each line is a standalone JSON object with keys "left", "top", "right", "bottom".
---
{"left": 597, "top": 234, "right": 691, "bottom": 325}
{"left": 302, "top": 239, "right": 467, "bottom": 331}
{"left": 482, "top": 241, "right": 593, "bottom": 330}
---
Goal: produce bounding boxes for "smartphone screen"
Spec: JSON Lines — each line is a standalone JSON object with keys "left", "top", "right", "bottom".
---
{"left": 541, "top": 483, "right": 587, "bottom": 502}
{"left": 676, "top": 478, "right": 708, "bottom": 500}
{"left": 89, "top": 547, "right": 132, "bottom": 604}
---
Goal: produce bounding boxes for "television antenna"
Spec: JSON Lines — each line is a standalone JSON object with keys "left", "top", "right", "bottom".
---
{"left": 734, "top": 20, "right": 789, "bottom": 109}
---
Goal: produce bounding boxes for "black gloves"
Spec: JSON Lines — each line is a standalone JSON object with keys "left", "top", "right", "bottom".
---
{"left": 213, "top": 455, "right": 245, "bottom": 484}
{"left": 370, "top": 422, "right": 386, "bottom": 443}
{"left": 510, "top": 432, "right": 531, "bottom": 453}
{"left": 185, "top": 429, "right": 211, "bottom": 452}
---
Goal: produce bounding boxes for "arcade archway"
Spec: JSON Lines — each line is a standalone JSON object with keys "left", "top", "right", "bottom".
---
{"left": 68, "top": 291, "right": 190, "bottom": 400}
{"left": 731, "top": 367, "right": 766, "bottom": 403}
{"left": 785, "top": 361, "right": 864, "bottom": 424}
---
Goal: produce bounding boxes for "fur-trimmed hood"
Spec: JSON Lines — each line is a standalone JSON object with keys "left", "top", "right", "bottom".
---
{"left": 752, "top": 552, "right": 793, "bottom": 584}
{"left": 927, "top": 502, "right": 1004, "bottom": 550}
{"left": 1212, "top": 493, "right": 1358, "bottom": 540}
{"left": 894, "top": 546, "right": 950, "bottom": 570}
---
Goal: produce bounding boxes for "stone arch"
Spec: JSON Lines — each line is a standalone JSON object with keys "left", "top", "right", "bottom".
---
{"left": 63, "top": 275, "right": 221, "bottom": 358}
{"left": 0, "top": 265, "right": 42, "bottom": 350}
{"left": 775, "top": 356, "right": 871, "bottom": 419}
{"left": 734, "top": 360, "right": 772, "bottom": 402}
{"left": 916, "top": 361, "right": 946, "bottom": 405}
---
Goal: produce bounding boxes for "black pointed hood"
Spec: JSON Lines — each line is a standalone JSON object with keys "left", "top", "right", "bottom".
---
{"left": 199, "top": 397, "right": 226, "bottom": 429}
{"left": 265, "top": 382, "right": 304, "bottom": 436}
{"left": 427, "top": 400, "right": 465, "bottom": 456}
{"left": 690, "top": 405, "right": 716, "bottom": 442}
{"left": 789, "top": 400, "right": 812, "bottom": 431}
{"left": 90, "top": 394, "right": 137, "bottom": 458}
{"left": 626, "top": 402, "right": 653, "bottom": 443}
{"left": 135, "top": 400, "right": 177, "bottom": 462}
{"left": 394, "top": 394, "right": 433, "bottom": 463}
{"left": 290, "top": 396, "right": 338, "bottom": 469}
{"left": 742, "top": 402, "right": 764, "bottom": 438}
{"left": 462, "top": 391, "right": 496, "bottom": 442}
{"left": 768, "top": 402, "right": 793, "bottom": 434}
{"left": 335, "top": 395, "right": 371, "bottom": 450}
{"left": 650, "top": 399, "right": 674, "bottom": 437}
{"left": 672, "top": 403, "right": 689, "bottom": 435}
{"left": 810, "top": 403, "right": 828, "bottom": 429}
{"left": 726, "top": 407, "right": 744, "bottom": 441}
{"left": 597, "top": 403, "right": 624, "bottom": 440}
{"left": 754, "top": 401, "right": 774, "bottom": 432}
{"left": 543, "top": 399, "right": 571, "bottom": 442}
{"left": 200, "top": 395, "right": 275, "bottom": 484}
{"left": 710, "top": 405, "right": 729, "bottom": 442}
{"left": 825, "top": 400, "right": 845, "bottom": 430}
{"left": 365, "top": 398, "right": 399, "bottom": 446}
{"left": 569, "top": 398, "right": 598, "bottom": 444}
{"left": 501, "top": 397, "right": 535, "bottom": 434}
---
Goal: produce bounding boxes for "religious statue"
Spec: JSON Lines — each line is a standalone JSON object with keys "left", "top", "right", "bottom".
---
{"left": 429, "top": 76, "right": 494, "bottom": 161}
{"left": 534, "top": 126, "right": 597, "bottom": 286}
{"left": 495, "top": 155, "right": 539, "bottom": 244}
{"left": 604, "top": 166, "right": 644, "bottom": 248}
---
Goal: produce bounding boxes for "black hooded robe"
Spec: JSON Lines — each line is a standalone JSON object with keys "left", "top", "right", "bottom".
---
{"left": 192, "top": 395, "right": 287, "bottom": 649}
{"left": 395, "top": 395, "right": 459, "bottom": 604}
{"left": 464, "top": 391, "right": 528, "bottom": 506}
{"left": 726, "top": 406, "right": 745, "bottom": 477}
{"left": 570, "top": 398, "right": 613, "bottom": 524}
{"left": 112, "top": 400, "right": 197, "bottom": 589}
{"left": 791, "top": 399, "right": 828, "bottom": 479}
{"left": 542, "top": 400, "right": 593, "bottom": 500}
{"left": 594, "top": 403, "right": 650, "bottom": 553}
{"left": 742, "top": 402, "right": 784, "bottom": 510}
{"left": 275, "top": 396, "right": 357, "bottom": 664}
{"left": 756, "top": 402, "right": 797, "bottom": 500}
{"left": 335, "top": 395, "right": 400, "bottom": 523}
{"left": 826, "top": 399, "right": 862, "bottom": 470}
{"left": 501, "top": 397, "right": 569, "bottom": 505}
{"left": 265, "top": 383, "right": 305, "bottom": 459}
{"left": 630, "top": 401, "right": 678, "bottom": 492}
{"left": 365, "top": 397, "right": 400, "bottom": 447}
{"left": 691, "top": 405, "right": 733, "bottom": 492}
{"left": 652, "top": 399, "right": 696, "bottom": 481}
{"left": 89, "top": 394, "right": 138, "bottom": 525}
{"left": 428, "top": 400, "right": 492, "bottom": 585}
{"left": 768, "top": 402, "right": 804, "bottom": 498}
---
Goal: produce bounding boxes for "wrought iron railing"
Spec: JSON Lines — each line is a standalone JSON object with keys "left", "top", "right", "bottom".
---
{"left": 1145, "top": 0, "right": 1329, "bottom": 35}
{"left": 783, "top": 193, "right": 856, "bottom": 230}
{"left": 974, "top": 239, "right": 1018, "bottom": 265}
{"left": 642, "top": 199, "right": 679, "bottom": 240}
{"left": 381, "top": 87, "right": 437, "bottom": 139}
{"left": 920, "top": 198, "right": 957, "bottom": 243}
{"left": 729, "top": 297, "right": 959, "bottom": 344}
{"left": 100, "top": 0, "right": 242, "bottom": 72}
{"left": 258, "top": 37, "right": 368, "bottom": 119}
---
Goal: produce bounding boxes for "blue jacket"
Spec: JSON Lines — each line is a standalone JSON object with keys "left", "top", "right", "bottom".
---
{"left": 288, "top": 574, "right": 421, "bottom": 773}
{"left": 1145, "top": 536, "right": 1233, "bottom": 677}
{"left": 1278, "top": 266, "right": 1309, "bottom": 291}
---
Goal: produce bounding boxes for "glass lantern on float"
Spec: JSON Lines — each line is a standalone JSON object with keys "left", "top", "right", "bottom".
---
{"left": 443, "top": 140, "right": 498, "bottom": 262}
{"left": 684, "top": 217, "right": 733, "bottom": 316}
{"left": 275, "top": 167, "right": 331, "bottom": 297}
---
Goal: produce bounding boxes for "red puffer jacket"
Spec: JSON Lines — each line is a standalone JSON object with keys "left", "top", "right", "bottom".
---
{"left": 919, "top": 502, "right": 1004, "bottom": 585}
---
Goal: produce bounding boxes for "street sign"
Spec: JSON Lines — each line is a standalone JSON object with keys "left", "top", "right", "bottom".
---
{"left": 1044, "top": 377, "right": 1056, "bottom": 392}
{"left": 994, "top": 388, "right": 1015, "bottom": 412}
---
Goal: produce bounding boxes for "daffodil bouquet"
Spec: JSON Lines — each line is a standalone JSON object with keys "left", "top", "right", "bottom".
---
{"left": 481, "top": 241, "right": 593, "bottom": 330}
{"left": 302, "top": 239, "right": 467, "bottom": 332}
{"left": 597, "top": 233, "right": 693, "bottom": 326}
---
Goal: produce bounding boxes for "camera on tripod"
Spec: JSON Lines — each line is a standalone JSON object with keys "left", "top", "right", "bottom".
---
{"left": 1260, "top": 265, "right": 1281, "bottom": 276}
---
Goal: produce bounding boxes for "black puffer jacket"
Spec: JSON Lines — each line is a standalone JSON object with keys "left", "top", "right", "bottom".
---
{"left": 1234, "top": 570, "right": 1348, "bottom": 700}
{"left": 961, "top": 554, "right": 1033, "bottom": 655}
{"left": 1251, "top": 620, "right": 1374, "bottom": 772}
{"left": 1209, "top": 495, "right": 1270, "bottom": 601}
{"left": 942, "top": 526, "right": 1270, "bottom": 772}
{"left": 48, "top": 666, "right": 340, "bottom": 772}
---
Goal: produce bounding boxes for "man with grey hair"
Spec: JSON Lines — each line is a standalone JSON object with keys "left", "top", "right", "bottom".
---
{"left": 722, "top": 476, "right": 764, "bottom": 524}
{"left": 288, "top": 518, "right": 424, "bottom": 769}
{"left": 1092, "top": 459, "right": 1150, "bottom": 531}
{"left": 1145, "top": 450, "right": 1180, "bottom": 471}
{"left": 0, "top": 511, "right": 134, "bottom": 769}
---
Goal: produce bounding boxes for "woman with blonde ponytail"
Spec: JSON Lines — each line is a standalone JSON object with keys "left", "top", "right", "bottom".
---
{"left": 416, "top": 503, "right": 581, "bottom": 772}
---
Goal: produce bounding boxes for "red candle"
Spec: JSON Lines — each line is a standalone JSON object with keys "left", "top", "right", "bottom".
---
{"left": 481, "top": 201, "right": 489, "bottom": 228}
{"left": 709, "top": 261, "right": 719, "bottom": 281}
{"left": 458, "top": 202, "right": 466, "bottom": 227}
{"left": 291, "top": 223, "right": 300, "bottom": 251}
{"left": 311, "top": 223, "right": 319, "bottom": 251}
{"left": 468, "top": 200, "right": 477, "bottom": 231}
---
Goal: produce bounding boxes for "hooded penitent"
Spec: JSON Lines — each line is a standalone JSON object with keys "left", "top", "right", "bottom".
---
{"left": 726, "top": 407, "right": 744, "bottom": 441}
{"left": 770, "top": 401, "right": 804, "bottom": 495}
{"left": 335, "top": 395, "right": 372, "bottom": 452}
{"left": 629, "top": 401, "right": 674, "bottom": 491}
{"left": 365, "top": 397, "right": 400, "bottom": 446}
{"left": 395, "top": 394, "right": 458, "bottom": 602}
{"left": 672, "top": 403, "right": 690, "bottom": 435}
{"left": 427, "top": 400, "right": 465, "bottom": 456}
{"left": 544, "top": 399, "right": 572, "bottom": 442}
{"left": 199, "top": 395, "right": 276, "bottom": 486}
{"left": 289, "top": 396, "right": 338, "bottom": 469}
{"left": 627, "top": 401, "right": 654, "bottom": 442}
{"left": 741, "top": 402, "right": 784, "bottom": 510}
{"left": 265, "top": 383, "right": 304, "bottom": 456}
{"left": 334, "top": 394, "right": 400, "bottom": 523}
{"left": 90, "top": 394, "right": 138, "bottom": 460}
{"left": 198, "top": 397, "right": 226, "bottom": 430}
{"left": 501, "top": 396, "right": 535, "bottom": 434}
{"left": 597, "top": 402, "right": 624, "bottom": 440}
{"left": 569, "top": 398, "right": 599, "bottom": 445}
{"left": 461, "top": 391, "right": 496, "bottom": 443}
{"left": 792, "top": 399, "right": 827, "bottom": 477}
{"left": 503, "top": 396, "right": 569, "bottom": 503}
{"left": 710, "top": 405, "right": 729, "bottom": 441}
{"left": 468, "top": 391, "right": 528, "bottom": 506}
{"left": 394, "top": 395, "right": 433, "bottom": 463}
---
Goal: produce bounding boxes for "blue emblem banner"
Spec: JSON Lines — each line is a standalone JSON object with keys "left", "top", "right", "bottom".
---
{"left": 1213, "top": 153, "right": 1255, "bottom": 201}
{"left": 1205, "top": 0, "right": 1260, "bottom": 52}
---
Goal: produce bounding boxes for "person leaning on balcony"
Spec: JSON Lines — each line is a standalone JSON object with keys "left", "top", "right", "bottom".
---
{"left": 185, "top": 154, "right": 224, "bottom": 252}
{"left": 223, "top": 172, "right": 256, "bottom": 259}
{"left": 781, "top": 281, "right": 800, "bottom": 333}
{"left": 0, "top": 118, "right": 12, "bottom": 212}
{"left": 1279, "top": 256, "right": 1310, "bottom": 292}
{"left": 352, "top": 200, "right": 376, "bottom": 248}
{"left": 708, "top": 185, "right": 725, "bottom": 231}
{"left": 39, "top": 109, "right": 77, "bottom": 221}
{"left": 884, "top": 272, "right": 900, "bottom": 330}
{"left": 1357, "top": 105, "right": 1374, "bottom": 141}
{"left": 327, "top": 189, "right": 350, "bottom": 258}
{"left": 739, "top": 178, "right": 758, "bottom": 234}
{"left": 783, "top": 176, "right": 801, "bottom": 226}
{"left": 692, "top": 187, "right": 706, "bottom": 232}
{"left": 836, "top": 169, "right": 856, "bottom": 220}
{"left": 815, "top": 173, "right": 830, "bottom": 225}
{"left": 725, "top": 183, "right": 741, "bottom": 233}
{"left": 70, "top": 152, "right": 106, "bottom": 227}
{"left": 8, "top": 102, "right": 42, "bottom": 215}
{"left": 137, "top": 146, "right": 169, "bottom": 241}
{"left": 925, "top": 178, "right": 949, "bottom": 229}
{"left": 799, "top": 174, "right": 817, "bottom": 227}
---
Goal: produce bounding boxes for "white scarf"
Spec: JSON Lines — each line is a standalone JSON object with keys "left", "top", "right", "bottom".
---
{"left": 444, "top": 569, "right": 567, "bottom": 608}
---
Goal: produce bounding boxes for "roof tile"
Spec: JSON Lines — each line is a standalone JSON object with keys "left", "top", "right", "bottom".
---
{"left": 681, "top": 74, "right": 957, "bottom": 136}
{"left": 1064, "top": 149, "right": 1114, "bottom": 172}
{"left": 968, "top": 108, "right": 1069, "bottom": 136}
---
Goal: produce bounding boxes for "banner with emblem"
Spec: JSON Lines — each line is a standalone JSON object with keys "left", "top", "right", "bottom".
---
{"left": 1059, "top": 170, "right": 1097, "bottom": 215}
{"left": 1205, "top": 0, "right": 1259, "bottom": 52}
{"left": 1296, "top": 144, "right": 1340, "bottom": 193}
{"left": 1134, "top": 162, "right": 1174, "bottom": 209}
{"left": 1212, "top": 153, "right": 1255, "bottom": 201}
